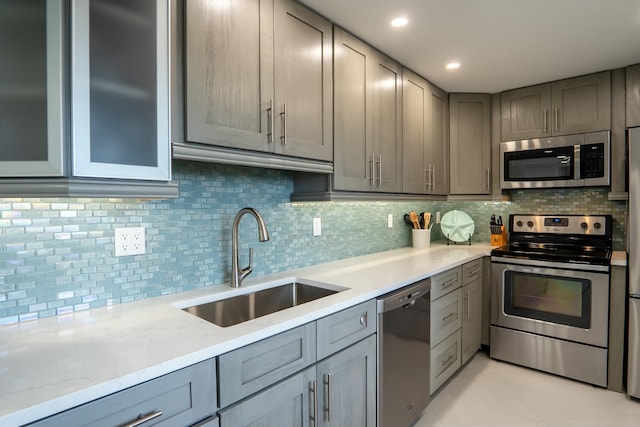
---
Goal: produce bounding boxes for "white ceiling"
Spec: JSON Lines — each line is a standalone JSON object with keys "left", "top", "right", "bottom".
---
{"left": 298, "top": 0, "right": 640, "bottom": 93}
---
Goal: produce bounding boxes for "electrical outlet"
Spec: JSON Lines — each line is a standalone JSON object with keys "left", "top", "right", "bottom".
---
{"left": 387, "top": 213, "right": 393, "bottom": 228}
{"left": 115, "top": 227, "right": 146, "bottom": 257}
{"left": 436, "top": 211, "right": 442, "bottom": 224}
{"left": 313, "top": 217, "right": 322, "bottom": 236}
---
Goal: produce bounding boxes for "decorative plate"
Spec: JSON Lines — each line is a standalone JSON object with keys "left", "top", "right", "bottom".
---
{"left": 440, "top": 210, "right": 475, "bottom": 243}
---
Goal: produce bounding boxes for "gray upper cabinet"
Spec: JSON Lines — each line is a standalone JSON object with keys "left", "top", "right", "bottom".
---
{"left": 402, "top": 69, "right": 449, "bottom": 195}
{"left": 185, "top": 0, "right": 274, "bottom": 153}
{"left": 333, "top": 27, "right": 402, "bottom": 193}
{"left": 0, "top": 0, "right": 177, "bottom": 197}
{"left": 627, "top": 64, "right": 640, "bottom": 128}
{"left": 185, "top": 0, "right": 332, "bottom": 162}
{"left": 449, "top": 93, "right": 491, "bottom": 194}
{"left": 501, "top": 71, "right": 611, "bottom": 141}
{"left": 0, "top": 0, "right": 64, "bottom": 177}
{"left": 71, "top": 0, "right": 171, "bottom": 181}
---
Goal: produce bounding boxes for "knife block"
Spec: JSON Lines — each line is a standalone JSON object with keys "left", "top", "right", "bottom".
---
{"left": 490, "top": 225, "right": 507, "bottom": 246}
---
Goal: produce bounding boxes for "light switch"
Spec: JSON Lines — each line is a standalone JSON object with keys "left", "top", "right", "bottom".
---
{"left": 313, "top": 217, "right": 322, "bottom": 236}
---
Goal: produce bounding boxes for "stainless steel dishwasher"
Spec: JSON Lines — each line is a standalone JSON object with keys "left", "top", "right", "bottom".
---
{"left": 377, "top": 278, "right": 431, "bottom": 427}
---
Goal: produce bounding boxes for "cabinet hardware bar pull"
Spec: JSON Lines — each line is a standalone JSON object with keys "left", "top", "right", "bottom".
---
{"left": 442, "top": 278, "right": 458, "bottom": 288}
{"left": 424, "top": 168, "right": 429, "bottom": 192}
{"left": 309, "top": 380, "right": 318, "bottom": 427}
{"left": 465, "top": 293, "right": 470, "bottom": 319}
{"left": 323, "top": 373, "right": 332, "bottom": 422}
{"left": 440, "top": 354, "right": 456, "bottom": 367}
{"left": 280, "top": 103, "right": 287, "bottom": 145}
{"left": 369, "top": 153, "right": 375, "bottom": 185}
{"left": 432, "top": 165, "right": 436, "bottom": 191}
{"left": 543, "top": 108, "right": 548, "bottom": 134}
{"left": 267, "top": 99, "right": 274, "bottom": 144}
{"left": 554, "top": 107, "right": 558, "bottom": 132}
{"left": 122, "top": 410, "right": 163, "bottom": 427}
{"left": 442, "top": 312, "right": 458, "bottom": 322}
{"left": 470, "top": 268, "right": 480, "bottom": 276}
{"left": 377, "top": 155, "right": 382, "bottom": 186}
{"left": 486, "top": 168, "right": 490, "bottom": 190}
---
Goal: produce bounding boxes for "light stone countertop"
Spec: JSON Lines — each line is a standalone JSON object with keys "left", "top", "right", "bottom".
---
{"left": 0, "top": 244, "right": 492, "bottom": 426}
{"left": 1, "top": 244, "right": 626, "bottom": 426}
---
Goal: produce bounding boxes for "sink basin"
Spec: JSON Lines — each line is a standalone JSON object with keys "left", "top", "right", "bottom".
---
{"left": 182, "top": 280, "right": 344, "bottom": 327}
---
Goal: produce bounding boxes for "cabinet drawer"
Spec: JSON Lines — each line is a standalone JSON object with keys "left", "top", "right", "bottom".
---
{"left": 317, "top": 300, "right": 376, "bottom": 360}
{"left": 218, "top": 322, "right": 316, "bottom": 408}
{"left": 430, "top": 267, "right": 461, "bottom": 301}
{"left": 28, "top": 358, "right": 217, "bottom": 427}
{"left": 430, "top": 329, "right": 462, "bottom": 394}
{"left": 462, "top": 259, "right": 482, "bottom": 284}
{"left": 431, "top": 288, "right": 462, "bottom": 347}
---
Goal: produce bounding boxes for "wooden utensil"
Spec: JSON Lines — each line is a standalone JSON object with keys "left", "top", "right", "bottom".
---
{"left": 409, "top": 211, "right": 421, "bottom": 229}
{"left": 424, "top": 213, "right": 431, "bottom": 229}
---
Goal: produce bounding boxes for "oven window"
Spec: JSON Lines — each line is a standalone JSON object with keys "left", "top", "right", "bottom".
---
{"left": 504, "top": 271, "right": 591, "bottom": 328}
{"left": 504, "top": 146, "right": 574, "bottom": 181}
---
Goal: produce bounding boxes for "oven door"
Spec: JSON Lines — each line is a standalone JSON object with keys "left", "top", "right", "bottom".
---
{"left": 491, "top": 259, "right": 609, "bottom": 348}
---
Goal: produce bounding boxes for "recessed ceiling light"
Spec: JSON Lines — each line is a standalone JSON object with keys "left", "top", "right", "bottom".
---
{"left": 446, "top": 62, "right": 461, "bottom": 70}
{"left": 391, "top": 17, "right": 408, "bottom": 27}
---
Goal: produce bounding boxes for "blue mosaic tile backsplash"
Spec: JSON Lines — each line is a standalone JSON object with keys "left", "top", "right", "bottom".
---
{"left": 0, "top": 160, "right": 627, "bottom": 324}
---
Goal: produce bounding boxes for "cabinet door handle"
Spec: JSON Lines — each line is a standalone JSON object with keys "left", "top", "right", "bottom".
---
{"left": 543, "top": 108, "right": 548, "bottom": 134}
{"left": 377, "top": 155, "right": 382, "bottom": 186}
{"left": 432, "top": 165, "right": 436, "bottom": 191}
{"left": 280, "top": 103, "right": 287, "bottom": 145}
{"left": 424, "top": 168, "right": 429, "bottom": 192}
{"left": 309, "top": 380, "right": 318, "bottom": 427}
{"left": 122, "top": 411, "right": 163, "bottom": 427}
{"left": 442, "top": 312, "right": 458, "bottom": 322}
{"left": 554, "top": 107, "right": 559, "bottom": 132}
{"left": 464, "top": 293, "right": 470, "bottom": 319}
{"left": 267, "top": 99, "right": 274, "bottom": 144}
{"left": 486, "top": 168, "right": 490, "bottom": 190}
{"left": 323, "top": 374, "right": 332, "bottom": 422}
{"left": 369, "top": 153, "right": 376, "bottom": 185}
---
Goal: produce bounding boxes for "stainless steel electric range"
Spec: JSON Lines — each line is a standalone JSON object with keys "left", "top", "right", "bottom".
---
{"left": 490, "top": 214, "right": 612, "bottom": 387}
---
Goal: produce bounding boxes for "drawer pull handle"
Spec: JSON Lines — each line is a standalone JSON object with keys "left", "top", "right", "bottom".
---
{"left": 323, "top": 374, "right": 332, "bottom": 422}
{"left": 440, "top": 354, "right": 456, "bottom": 368}
{"left": 442, "top": 312, "right": 458, "bottom": 322}
{"left": 360, "top": 312, "right": 368, "bottom": 327}
{"left": 442, "top": 278, "right": 458, "bottom": 288}
{"left": 122, "top": 410, "right": 163, "bottom": 427}
{"left": 469, "top": 268, "right": 480, "bottom": 276}
{"left": 309, "top": 380, "right": 318, "bottom": 427}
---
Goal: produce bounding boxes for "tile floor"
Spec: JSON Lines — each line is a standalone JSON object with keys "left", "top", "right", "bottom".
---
{"left": 415, "top": 352, "right": 640, "bottom": 427}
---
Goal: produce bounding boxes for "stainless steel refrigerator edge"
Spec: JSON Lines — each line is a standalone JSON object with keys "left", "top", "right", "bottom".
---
{"left": 628, "top": 127, "right": 640, "bottom": 398}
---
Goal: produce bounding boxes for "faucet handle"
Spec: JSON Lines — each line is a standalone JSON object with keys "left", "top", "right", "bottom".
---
{"left": 240, "top": 248, "right": 254, "bottom": 282}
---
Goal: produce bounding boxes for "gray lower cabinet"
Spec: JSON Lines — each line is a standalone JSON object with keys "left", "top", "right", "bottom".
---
{"left": 184, "top": 0, "right": 332, "bottom": 163}
{"left": 27, "top": 358, "right": 217, "bottom": 427}
{"left": 461, "top": 277, "right": 482, "bottom": 365}
{"left": 218, "top": 367, "right": 315, "bottom": 427}
{"left": 316, "top": 335, "right": 377, "bottom": 427}
{"left": 218, "top": 323, "right": 316, "bottom": 408}
{"left": 218, "top": 300, "right": 377, "bottom": 427}
{"left": 449, "top": 93, "right": 491, "bottom": 195}
{"left": 402, "top": 68, "right": 449, "bottom": 195}
{"left": 627, "top": 64, "right": 640, "bottom": 128}
{"left": 430, "top": 329, "right": 462, "bottom": 394}
{"left": 501, "top": 71, "right": 611, "bottom": 141}
{"left": 333, "top": 27, "right": 402, "bottom": 193}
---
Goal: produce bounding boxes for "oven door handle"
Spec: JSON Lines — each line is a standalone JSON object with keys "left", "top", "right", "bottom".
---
{"left": 490, "top": 256, "right": 609, "bottom": 273}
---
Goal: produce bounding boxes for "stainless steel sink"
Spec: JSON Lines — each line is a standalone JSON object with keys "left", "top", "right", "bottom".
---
{"left": 182, "top": 281, "right": 344, "bottom": 327}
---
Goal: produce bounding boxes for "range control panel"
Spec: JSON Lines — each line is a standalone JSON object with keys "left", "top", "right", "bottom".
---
{"left": 510, "top": 214, "right": 609, "bottom": 236}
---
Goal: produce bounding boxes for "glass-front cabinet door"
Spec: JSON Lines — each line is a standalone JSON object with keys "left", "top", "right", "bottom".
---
{"left": 71, "top": 0, "right": 170, "bottom": 181}
{"left": 0, "top": 0, "right": 64, "bottom": 176}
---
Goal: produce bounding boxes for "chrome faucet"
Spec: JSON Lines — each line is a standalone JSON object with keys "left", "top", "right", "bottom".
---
{"left": 231, "top": 207, "right": 270, "bottom": 287}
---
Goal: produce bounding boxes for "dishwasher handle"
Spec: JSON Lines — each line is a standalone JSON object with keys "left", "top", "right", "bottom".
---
{"left": 377, "top": 279, "right": 431, "bottom": 313}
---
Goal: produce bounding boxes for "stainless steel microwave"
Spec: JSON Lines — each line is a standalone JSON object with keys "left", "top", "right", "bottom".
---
{"left": 500, "top": 131, "right": 610, "bottom": 189}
